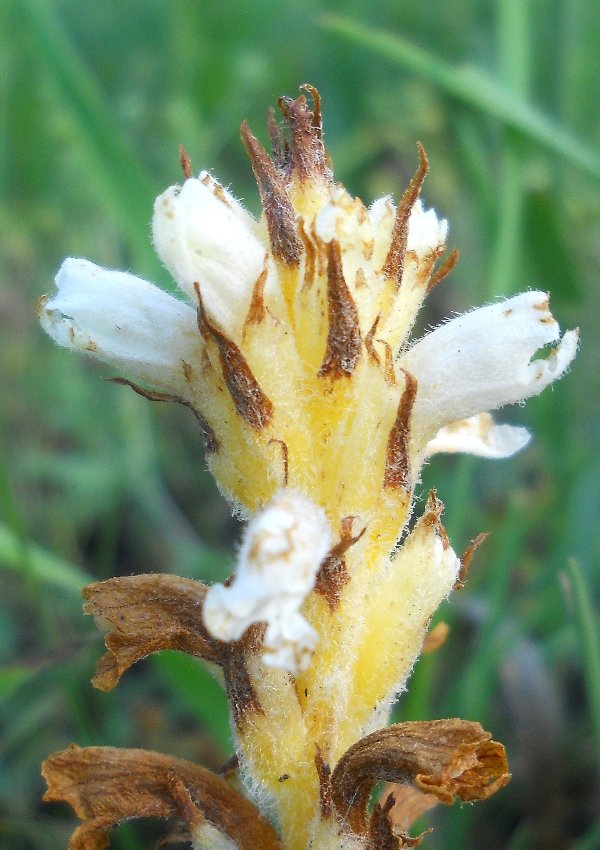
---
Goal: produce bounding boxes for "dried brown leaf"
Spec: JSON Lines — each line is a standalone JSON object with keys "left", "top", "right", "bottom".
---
{"left": 42, "top": 745, "right": 282, "bottom": 850}
{"left": 82, "top": 574, "right": 219, "bottom": 691}
{"left": 83, "top": 574, "right": 262, "bottom": 724}
{"left": 330, "top": 719, "right": 511, "bottom": 835}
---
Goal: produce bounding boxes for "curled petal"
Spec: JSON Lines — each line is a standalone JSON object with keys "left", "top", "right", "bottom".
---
{"left": 330, "top": 719, "right": 511, "bottom": 836}
{"left": 39, "top": 258, "right": 201, "bottom": 398}
{"left": 203, "top": 490, "right": 332, "bottom": 673}
{"left": 402, "top": 291, "right": 578, "bottom": 448}
{"left": 42, "top": 745, "right": 282, "bottom": 850}
{"left": 424, "top": 412, "right": 531, "bottom": 459}
{"left": 153, "top": 178, "right": 266, "bottom": 337}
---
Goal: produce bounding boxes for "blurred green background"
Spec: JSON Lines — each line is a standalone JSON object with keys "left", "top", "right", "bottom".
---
{"left": 1, "top": 0, "right": 599, "bottom": 848}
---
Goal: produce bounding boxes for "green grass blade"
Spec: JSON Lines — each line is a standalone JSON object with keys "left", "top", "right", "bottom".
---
{"left": 497, "top": 0, "right": 529, "bottom": 93}
{"left": 0, "top": 666, "right": 36, "bottom": 703}
{"left": 17, "top": 0, "right": 161, "bottom": 276}
{"left": 0, "top": 523, "right": 91, "bottom": 593}
{"left": 319, "top": 14, "right": 600, "bottom": 178}
{"left": 486, "top": 0, "right": 528, "bottom": 299}
{"left": 566, "top": 559, "right": 600, "bottom": 773}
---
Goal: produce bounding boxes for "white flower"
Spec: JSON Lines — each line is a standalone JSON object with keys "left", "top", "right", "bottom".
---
{"left": 152, "top": 175, "right": 266, "bottom": 341}
{"left": 202, "top": 490, "right": 332, "bottom": 673}
{"left": 38, "top": 258, "right": 201, "bottom": 399}
{"left": 401, "top": 290, "right": 579, "bottom": 456}
{"left": 38, "top": 95, "right": 578, "bottom": 528}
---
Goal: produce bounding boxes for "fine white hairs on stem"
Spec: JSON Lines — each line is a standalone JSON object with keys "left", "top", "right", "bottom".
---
{"left": 203, "top": 490, "right": 333, "bottom": 674}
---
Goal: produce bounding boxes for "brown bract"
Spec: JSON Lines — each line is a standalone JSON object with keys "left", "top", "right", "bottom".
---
{"left": 83, "top": 574, "right": 218, "bottom": 691}
{"left": 382, "top": 142, "right": 429, "bottom": 285}
{"left": 240, "top": 121, "right": 303, "bottom": 266}
{"left": 277, "top": 84, "right": 328, "bottom": 182}
{"left": 110, "top": 378, "right": 220, "bottom": 454}
{"left": 383, "top": 370, "right": 418, "bottom": 490}
{"left": 195, "top": 285, "right": 274, "bottom": 430}
{"left": 82, "top": 574, "right": 262, "bottom": 723}
{"left": 428, "top": 248, "right": 460, "bottom": 292}
{"left": 330, "top": 719, "right": 511, "bottom": 838}
{"left": 314, "top": 516, "right": 365, "bottom": 610}
{"left": 318, "top": 241, "right": 362, "bottom": 379}
{"left": 455, "top": 532, "right": 489, "bottom": 590}
{"left": 421, "top": 489, "right": 449, "bottom": 546}
{"left": 42, "top": 745, "right": 282, "bottom": 850}
{"left": 241, "top": 86, "right": 332, "bottom": 268}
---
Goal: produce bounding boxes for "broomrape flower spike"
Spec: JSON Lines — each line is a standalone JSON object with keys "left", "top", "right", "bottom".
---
{"left": 39, "top": 86, "right": 577, "bottom": 850}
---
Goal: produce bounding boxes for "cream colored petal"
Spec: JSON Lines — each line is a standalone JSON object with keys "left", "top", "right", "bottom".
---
{"left": 203, "top": 490, "right": 332, "bottom": 673}
{"left": 406, "top": 199, "right": 448, "bottom": 260}
{"left": 39, "top": 258, "right": 201, "bottom": 397}
{"left": 401, "top": 291, "right": 579, "bottom": 448}
{"left": 424, "top": 413, "right": 531, "bottom": 459}
{"left": 153, "top": 177, "right": 267, "bottom": 338}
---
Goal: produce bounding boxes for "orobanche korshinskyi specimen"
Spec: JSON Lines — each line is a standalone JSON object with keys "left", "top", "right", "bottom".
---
{"left": 39, "top": 86, "right": 577, "bottom": 850}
